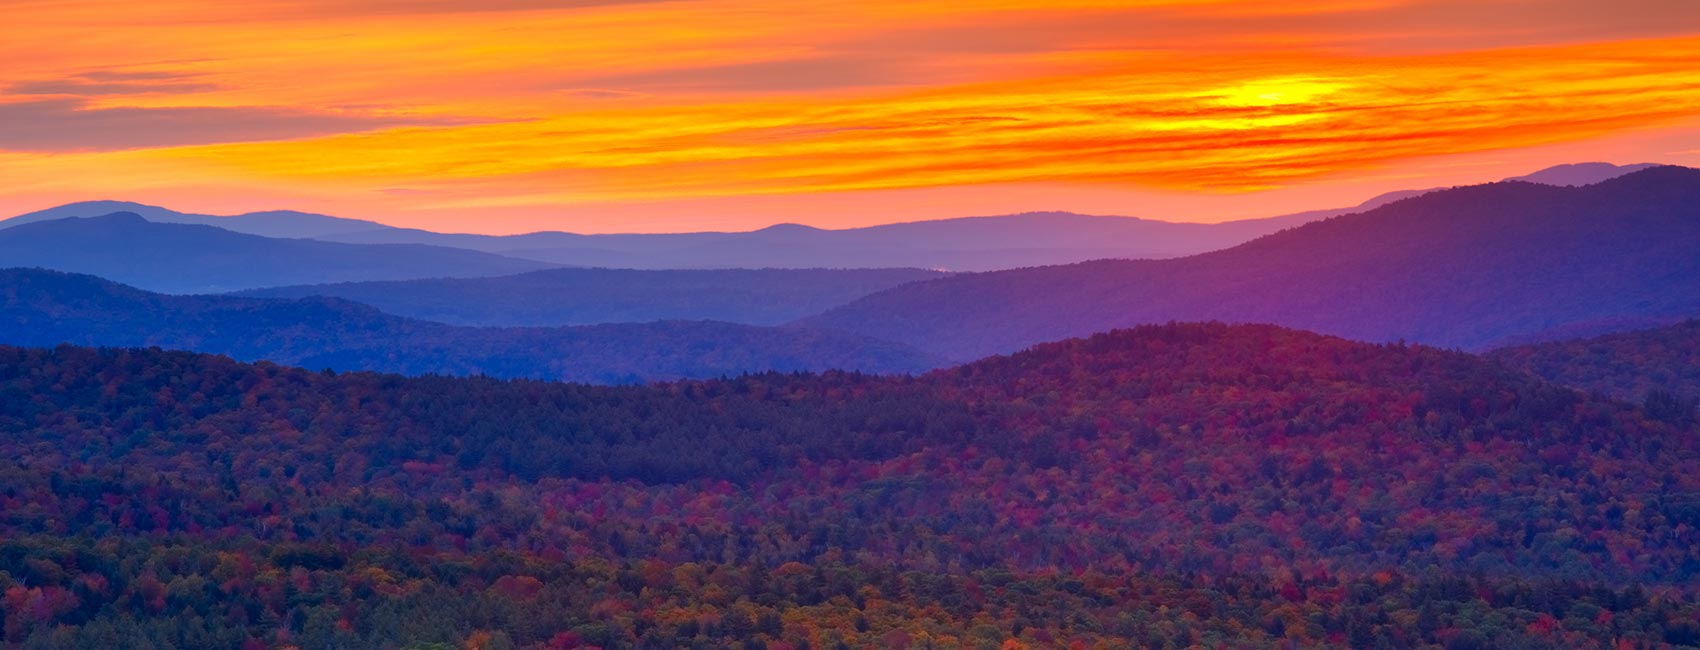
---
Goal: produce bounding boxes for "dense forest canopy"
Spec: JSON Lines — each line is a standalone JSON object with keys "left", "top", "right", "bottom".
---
{"left": 3, "top": 323, "right": 1699, "bottom": 648}
{"left": 1492, "top": 320, "right": 1700, "bottom": 418}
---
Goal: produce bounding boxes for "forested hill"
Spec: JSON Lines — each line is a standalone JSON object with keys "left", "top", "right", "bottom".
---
{"left": 3, "top": 323, "right": 1700, "bottom": 647}
{"left": 0, "top": 268, "right": 944, "bottom": 383}
{"left": 235, "top": 267, "right": 947, "bottom": 327}
{"left": 1491, "top": 319, "right": 1700, "bottom": 412}
{"left": 801, "top": 165, "right": 1700, "bottom": 360}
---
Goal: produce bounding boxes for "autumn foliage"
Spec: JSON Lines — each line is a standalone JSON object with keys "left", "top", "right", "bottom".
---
{"left": 2, "top": 323, "right": 1699, "bottom": 648}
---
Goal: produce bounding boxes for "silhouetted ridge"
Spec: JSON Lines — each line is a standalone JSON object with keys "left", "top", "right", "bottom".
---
{"left": 314, "top": 210, "right": 1356, "bottom": 270}
{"left": 1, "top": 200, "right": 396, "bottom": 238}
{"left": 236, "top": 266, "right": 947, "bottom": 327}
{"left": 752, "top": 222, "right": 823, "bottom": 233}
{"left": 0, "top": 214, "right": 553, "bottom": 292}
{"left": 802, "top": 165, "right": 1700, "bottom": 359}
{"left": 1509, "top": 161, "right": 1664, "bottom": 186}
{"left": 0, "top": 268, "right": 945, "bottom": 382}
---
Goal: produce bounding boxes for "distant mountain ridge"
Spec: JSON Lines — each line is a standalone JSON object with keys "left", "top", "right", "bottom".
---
{"left": 1, "top": 200, "right": 391, "bottom": 239}
{"left": 1507, "top": 161, "right": 1663, "bottom": 187}
{"left": 0, "top": 268, "right": 944, "bottom": 382}
{"left": 311, "top": 183, "right": 1506, "bottom": 270}
{"left": 801, "top": 165, "right": 1700, "bottom": 360}
{"left": 237, "top": 267, "right": 949, "bottom": 327}
{"left": 0, "top": 212, "right": 554, "bottom": 293}
{"left": 316, "top": 210, "right": 1329, "bottom": 271}
{"left": 3, "top": 162, "right": 1662, "bottom": 272}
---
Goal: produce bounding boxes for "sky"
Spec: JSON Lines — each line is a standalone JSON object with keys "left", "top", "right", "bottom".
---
{"left": 1, "top": 0, "right": 1698, "bottom": 234}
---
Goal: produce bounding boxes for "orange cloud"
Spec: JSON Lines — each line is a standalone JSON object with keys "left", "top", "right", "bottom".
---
{"left": 0, "top": 0, "right": 1696, "bottom": 231}
{"left": 142, "top": 37, "right": 1700, "bottom": 198}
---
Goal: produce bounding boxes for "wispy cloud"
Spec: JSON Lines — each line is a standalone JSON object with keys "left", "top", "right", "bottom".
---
{"left": 75, "top": 69, "right": 202, "bottom": 82}
{"left": 155, "top": 36, "right": 1700, "bottom": 199}
{"left": 0, "top": 99, "right": 468, "bottom": 151}
{"left": 7, "top": 68, "right": 220, "bottom": 96}
{"left": 9, "top": 80, "right": 220, "bottom": 96}
{"left": 0, "top": 0, "right": 1695, "bottom": 229}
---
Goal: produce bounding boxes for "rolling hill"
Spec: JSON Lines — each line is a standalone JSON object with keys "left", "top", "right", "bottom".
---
{"left": 802, "top": 165, "right": 1700, "bottom": 360}
{"left": 0, "top": 212, "right": 552, "bottom": 293}
{"left": 312, "top": 163, "right": 1660, "bottom": 270}
{"left": 0, "top": 268, "right": 944, "bottom": 382}
{"left": 1508, "top": 161, "right": 1663, "bottom": 186}
{"left": 0, "top": 200, "right": 393, "bottom": 239}
{"left": 314, "top": 211, "right": 1318, "bottom": 270}
{"left": 5, "top": 162, "right": 1652, "bottom": 277}
{"left": 319, "top": 206, "right": 1398, "bottom": 271}
{"left": 1490, "top": 319, "right": 1700, "bottom": 411}
{"left": 1, "top": 323, "right": 1698, "bottom": 647}
{"left": 236, "top": 267, "right": 948, "bottom": 327}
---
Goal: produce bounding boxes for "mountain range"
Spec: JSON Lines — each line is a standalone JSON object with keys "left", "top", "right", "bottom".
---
{"left": 803, "top": 165, "right": 1700, "bottom": 360}
{"left": 4, "top": 162, "right": 1657, "bottom": 276}
{"left": 1, "top": 162, "right": 1690, "bottom": 382}
{"left": 0, "top": 212, "right": 553, "bottom": 293}
{"left": 235, "top": 267, "right": 947, "bottom": 327}
{"left": 0, "top": 268, "right": 943, "bottom": 383}
{"left": 1506, "top": 161, "right": 1662, "bottom": 186}
{"left": 2, "top": 200, "right": 391, "bottom": 238}
{"left": 316, "top": 211, "right": 1327, "bottom": 271}
{"left": 4, "top": 159, "right": 1700, "bottom": 647}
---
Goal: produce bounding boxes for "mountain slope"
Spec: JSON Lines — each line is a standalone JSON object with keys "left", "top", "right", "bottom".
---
{"left": 2, "top": 323, "right": 1699, "bottom": 646}
{"left": 802, "top": 166, "right": 1700, "bottom": 360}
{"left": 2, "top": 200, "right": 394, "bottom": 238}
{"left": 10, "top": 162, "right": 1653, "bottom": 276}
{"left": 1490, "top": 319, "right": 1700, "bottom": 410}
{"left": 0, "top": 268, "right": 944, "bottom": 382}
{"left": 186, "top": 162, "right": 1648, "bottom": 272}
{"left": 1509, "top": 161, "right": 1662, "bottom": 186}
{"left": 0, "top": 213, "right": 552, "bottom": 293}
{"left": 236, "top": 267, "right": 948, "bottom": 326}
{"left": 321, "top": 211, "right": 1324, "bottom": 270}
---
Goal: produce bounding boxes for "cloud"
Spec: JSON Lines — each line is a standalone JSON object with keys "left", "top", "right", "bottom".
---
{"left": 0, "top": 99, "right": 464, "bottom": 152}
{"left": 74, "top": 69, "right": 200, "bottom": 82}
{"left": 8, "top": 68, "right": 220, "bottom": 97}
{"left": 580, "top": 55, "right": 918, "bottom": 93}
{"left": 319, "top": 0, "right": 672, "bottom": 13}
{"left": 557, "top": 88, "right": 649, "bottom": 99}
{"left": 154, "top": 35, "right": 1700, "bottom": 202}
{"left": 106, "top": 0, "right": 680, "bottom": 20}
{"left": 8, "top": 79, "right": 220, "bottom": 96}
{"left": 3, "top": 0, "right": 1700, "bottom": 226}
{"left": 378, "top": 187, "right": 445, "bottom": 196}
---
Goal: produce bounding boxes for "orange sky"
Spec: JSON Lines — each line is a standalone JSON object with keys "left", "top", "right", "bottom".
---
{"left": 1, "top": 0, "right": 1698, "bottom": 233}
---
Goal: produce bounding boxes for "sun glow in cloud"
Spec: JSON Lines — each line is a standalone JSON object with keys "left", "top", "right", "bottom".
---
{"left": 1, "top": 0, "right": 1698, "bottom": 231}
{"left": 1207, "top": 77, "right": 1354, "bottom": 108}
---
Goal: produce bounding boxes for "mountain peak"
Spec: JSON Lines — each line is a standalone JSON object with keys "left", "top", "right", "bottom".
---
{"left": 49, "top": 200, "right": 157, "bottom": 212}
{"left": 754, "top": 222, "right": 824, "bottom": 234}
{"left": 804, "top": 166, "right": 1700, "bottom": 359}
{"left": 0, "top": 213, "right": 551, "bottom": 293}
{"left": 1509, "top": 161, "right": 1665, "bottom": 187}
